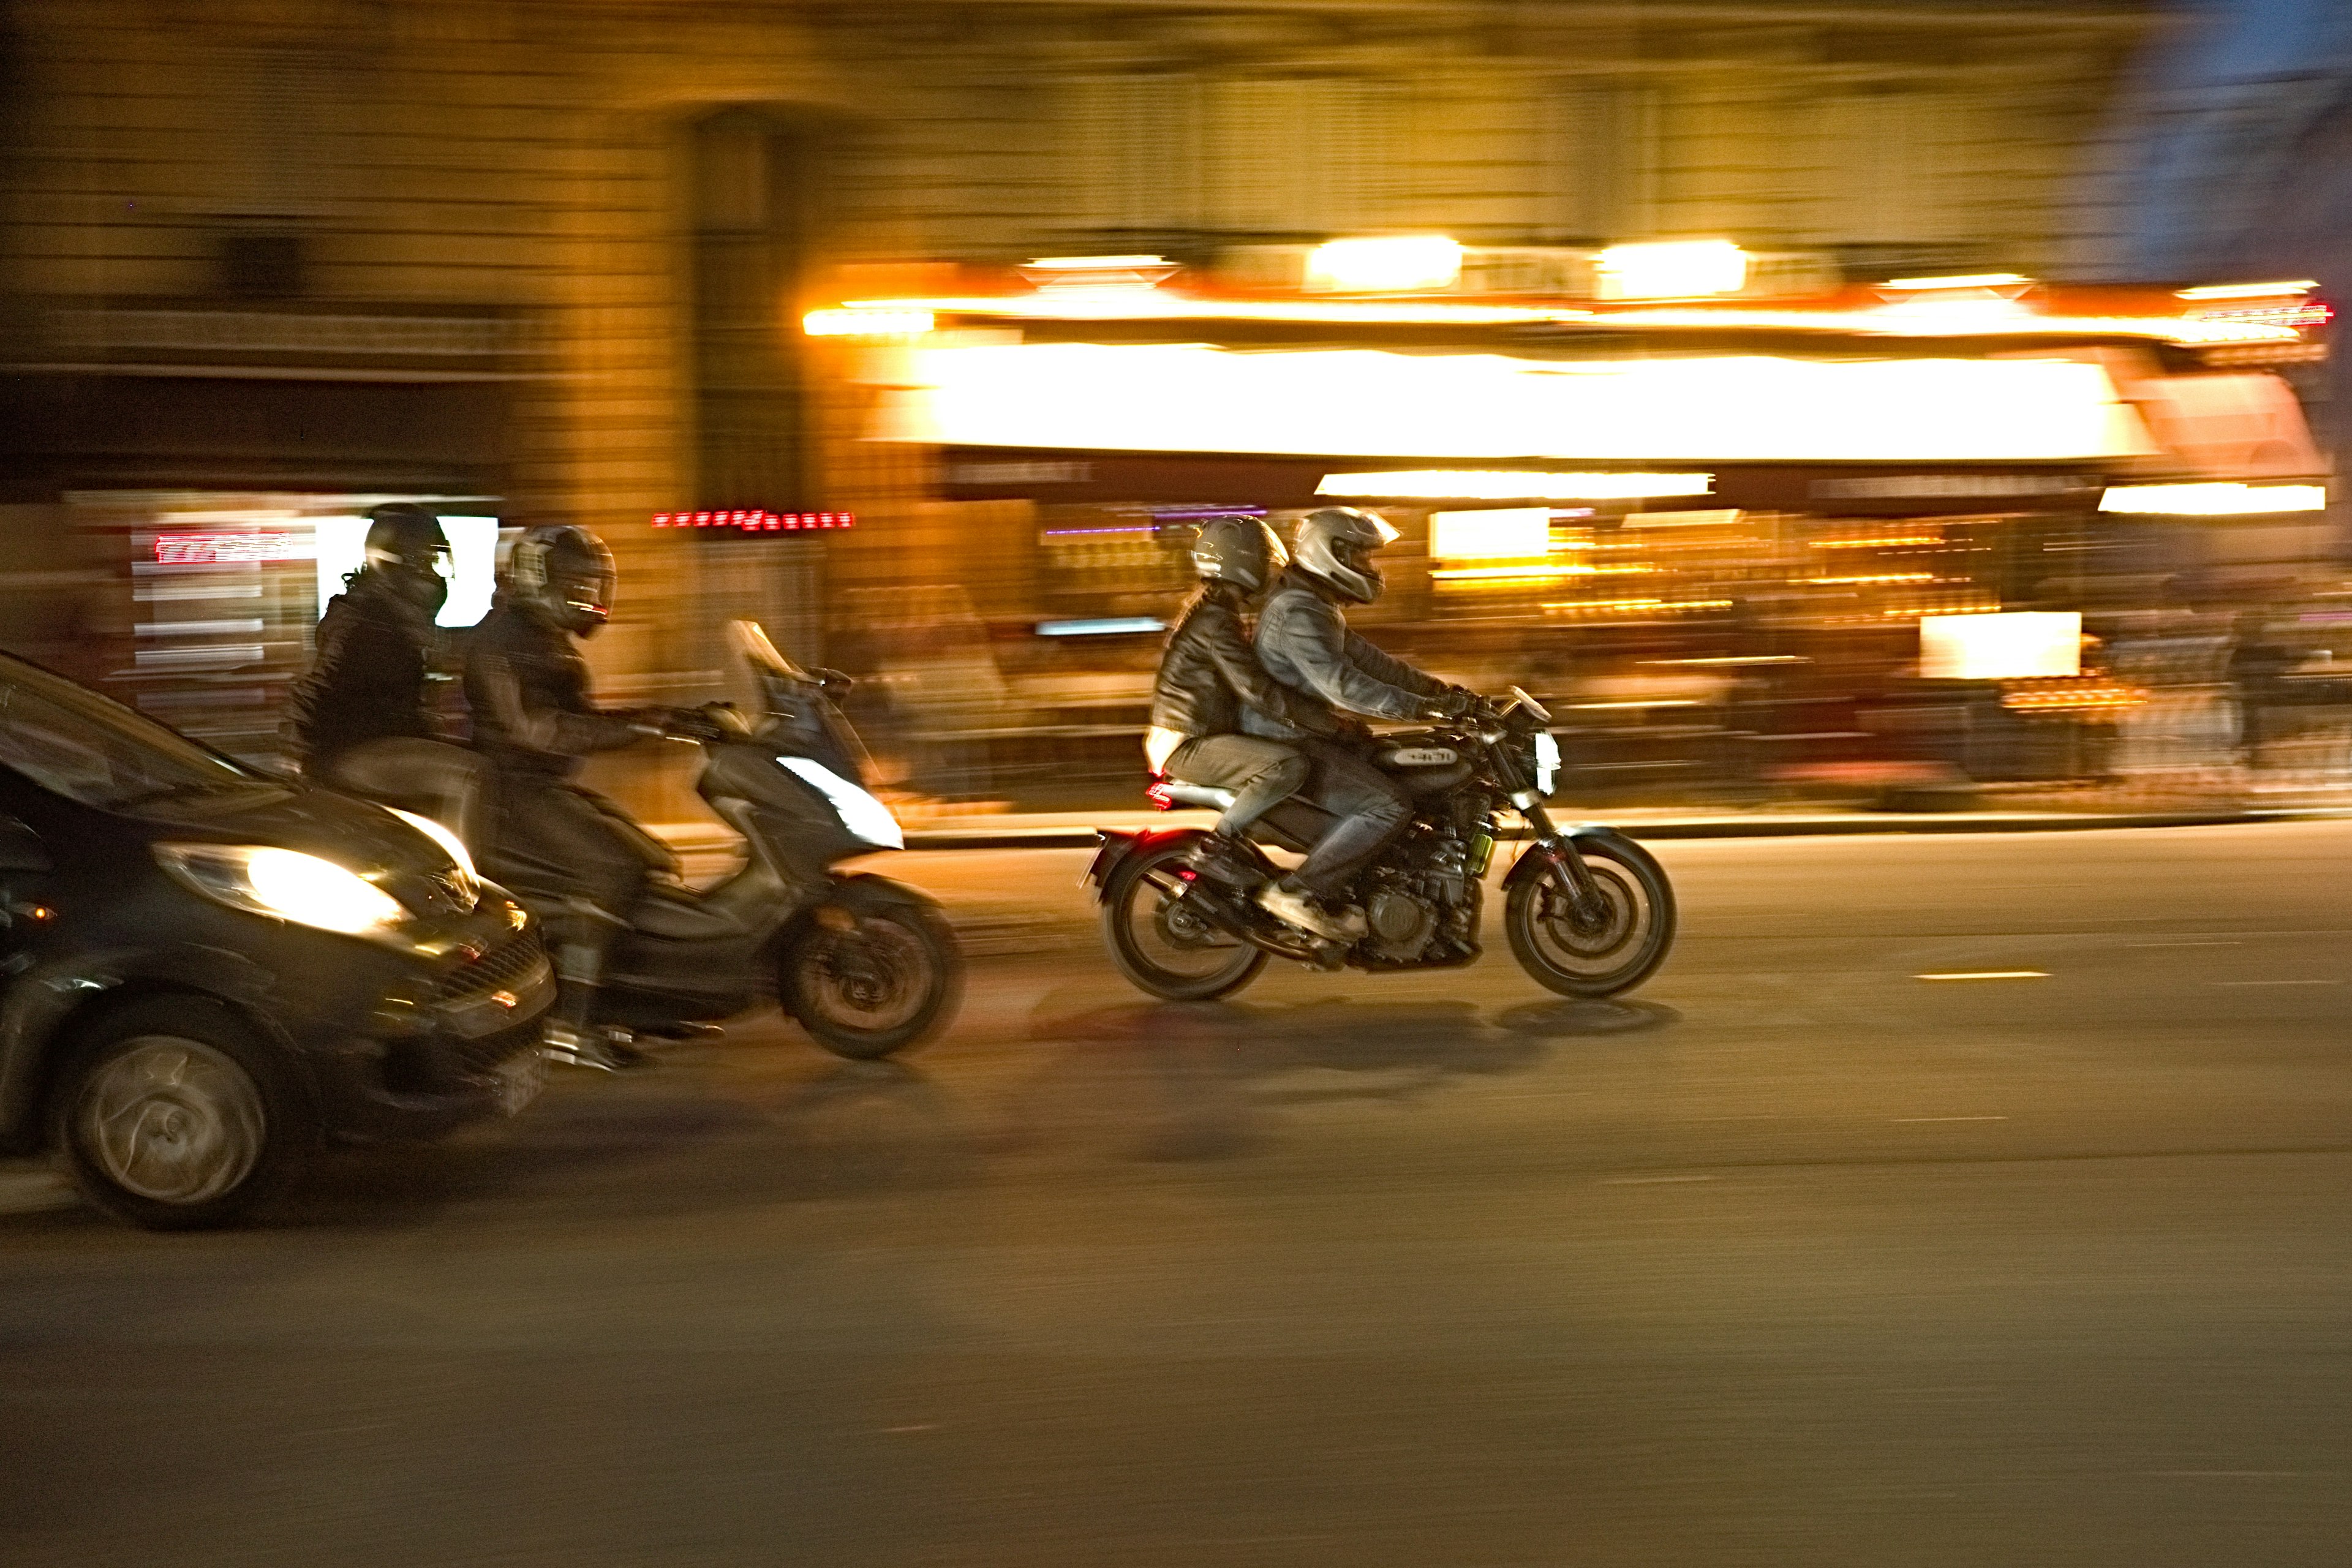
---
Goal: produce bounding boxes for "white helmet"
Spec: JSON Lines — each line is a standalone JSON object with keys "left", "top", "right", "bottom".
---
{"left": 1292, "top": 507, "right": 1400, "bottom": 605}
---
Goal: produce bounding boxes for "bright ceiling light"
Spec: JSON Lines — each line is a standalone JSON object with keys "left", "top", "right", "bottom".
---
{"left": 1318, "top": 470, "right": 1714, "bottom": 501}
{"left": 1429, "top": 508, "right": 1551, "bottom": 560}
{"left": 1595, "top": 241, "right": 1748, "bottom": 300}
{"left": 2175, "top": 281, "right": 2317, "bottom": 300}
{"left": 2098, "top": 483, "right": 2326, "bottom": 516}
{"left": 802, "top": 307, "right": 934, "bottom": 339}
{"left": 1305, "top": 236, "right": 1463, "bottom": 294}
{"left": 1019, "top": 255, "right": 1181, "bottom": 289}
{"left": 1884, "top": 273, "right": 2034, "bottom": 291}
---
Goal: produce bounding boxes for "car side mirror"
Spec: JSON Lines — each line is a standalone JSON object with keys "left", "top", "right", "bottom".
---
{"left": 0, "top": 816, "right": 49, "bottom": 873}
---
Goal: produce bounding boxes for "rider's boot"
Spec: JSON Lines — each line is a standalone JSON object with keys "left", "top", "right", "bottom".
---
{"left": 1183, "top": 832, "right": 1261, "bottom": 888}
{"left": 1254, "top": 878, "right": 1366, "bottom": 943}
{"left": 541, "top": 916, "right": 650, "bottom": 1072}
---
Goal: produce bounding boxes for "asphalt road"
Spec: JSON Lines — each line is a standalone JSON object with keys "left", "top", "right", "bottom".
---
{"left": 4, "top": 822, "right": 2350, "bottom": 1568}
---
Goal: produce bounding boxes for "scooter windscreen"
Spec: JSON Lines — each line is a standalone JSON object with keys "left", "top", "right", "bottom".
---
{"left": 729, "top": 619, "right": 876, "bottom": 783}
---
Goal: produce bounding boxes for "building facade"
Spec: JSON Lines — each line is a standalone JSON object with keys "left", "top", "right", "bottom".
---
{"left": 0, "top": 0, "right": 2158, "bottom": 804}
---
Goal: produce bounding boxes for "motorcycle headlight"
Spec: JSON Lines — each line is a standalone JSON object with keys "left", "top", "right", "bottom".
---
{"left": 1532, "top": 729, "right": 1561, "bottom": 797}
{"left": 777, "top": 756, "right": 905, "bottom": 850}
{"left": 155, "top": 843, "right": 409, "bottom": 940}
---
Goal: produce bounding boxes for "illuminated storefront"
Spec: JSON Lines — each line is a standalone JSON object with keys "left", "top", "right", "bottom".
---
{"left": 817, "top": 256, "right": 2335, "bottom": 799}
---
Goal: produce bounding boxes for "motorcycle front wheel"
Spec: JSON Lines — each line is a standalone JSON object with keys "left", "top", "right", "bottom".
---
{"left": 1505, "top": 835, "right": 1676, "bottom": 998}
{"left": 781, "top": 898, "right": 963, "bottom": 1060}
{"left": 1102, "top": 837, "right": 1267, "bottom": 1001}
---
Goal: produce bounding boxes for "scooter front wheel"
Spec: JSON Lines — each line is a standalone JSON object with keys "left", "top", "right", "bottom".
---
{"left": 780, "top": 897, "right": 962, "bottom": 1059}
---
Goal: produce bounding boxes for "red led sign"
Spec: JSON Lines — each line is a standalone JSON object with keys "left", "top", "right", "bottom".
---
{"left": 154, "top": 533, "right": 314, "bottom": 565}
{"left": 651, "top": 510, "right": 856, "bottom": 532}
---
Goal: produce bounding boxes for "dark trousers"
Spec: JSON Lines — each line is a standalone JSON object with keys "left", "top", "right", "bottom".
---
{"left": 1287, "top": 736, "right": 1411, "bottom": 897}
{"left": 480, "top": 774, "right": 673, "bottom": 986}
{"left": 317, "top": 737, "right": 487, "bottom": 850}
{"left": 1165, "top": 733, "right": 1309, "bottom": 839}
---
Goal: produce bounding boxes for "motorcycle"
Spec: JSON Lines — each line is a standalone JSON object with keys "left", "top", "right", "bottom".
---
{"left": 1085, "top": 688, "right": 1674, "bottom": 1001}
{"left": 496, "top": 620, "right": 962, "bottom": 1060}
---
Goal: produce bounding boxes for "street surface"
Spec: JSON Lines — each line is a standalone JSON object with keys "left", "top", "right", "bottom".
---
{"left": 4, "top": 821, "right": 2350, "bottom": 1567}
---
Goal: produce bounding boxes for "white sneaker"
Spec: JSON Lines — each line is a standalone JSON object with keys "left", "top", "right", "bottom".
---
{"left": 1254, "top": 883, "right": 1362, "bottom": 942}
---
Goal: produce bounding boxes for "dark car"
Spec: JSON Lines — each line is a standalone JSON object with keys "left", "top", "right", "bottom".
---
{"left": 0, "top": 654, "right": 552, "bottom": 1228}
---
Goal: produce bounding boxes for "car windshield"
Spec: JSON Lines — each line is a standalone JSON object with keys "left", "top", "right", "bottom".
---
{"left": 0, "top": 660, "right": 274, "bottom": 812}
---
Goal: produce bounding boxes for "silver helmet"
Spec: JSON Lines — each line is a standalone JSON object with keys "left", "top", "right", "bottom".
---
{"left": 1189, "top": 516, "right": 1287, "bottom": 596}
{"left": 1291, "top": 507, "right": 1400, "bottom": 605}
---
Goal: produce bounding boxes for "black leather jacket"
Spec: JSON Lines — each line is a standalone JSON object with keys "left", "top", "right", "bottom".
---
{"left": 463, "top": 601, "right": 648, "bottom": 780}
{"left": 1246, "top": 570, "right": 1448, "bottom": 739}
{"left": 285, "top": 570, "right": 437, "bottom": 775}
{"left": 1150, "top": 585, "right": 1336, "bottom": 741}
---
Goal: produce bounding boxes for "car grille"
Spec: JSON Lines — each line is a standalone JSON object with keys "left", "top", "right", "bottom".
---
{"left": 434, "top": 928, "right": 548, "bottom": 1008}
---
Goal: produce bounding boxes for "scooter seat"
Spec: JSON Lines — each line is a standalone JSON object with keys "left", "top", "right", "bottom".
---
{"left": 630, "top": 880, "right": 747, "bottom": 941}
{"left": 1157, "top": 782, "right": 1237, "bottom": 812}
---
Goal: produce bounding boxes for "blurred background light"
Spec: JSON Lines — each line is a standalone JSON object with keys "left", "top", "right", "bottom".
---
{"left": 1920, "top": 611, "right": 2084, "bottom": 681}
{"left": 1319, "top": 470, "right": 1714, "bottom": 502}
{"left": 1884, "top": 273, "right": 2035, "bottom": 291}
{"left": 1594, "top": 241, "right": 1747, "bottom": 301}
{"left": 1303, "top": 236, "right": 1463, "bottom": 294}
{"left": 1429, "top": 508, "right": 1551, "bottom": 560}
{"left": 2175, "top": 281, "right": 2318, "bottom": 300}
{"left": 802, "top": 307, "right": 935, "bottom": 339}
{"left": 2097, "top": 483, "right": 2327, "bottom": 516}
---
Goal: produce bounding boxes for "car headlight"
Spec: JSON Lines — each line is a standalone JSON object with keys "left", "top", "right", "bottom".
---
{"left": 1532, "top": 729, "right": 1561, "bottom": 797}
{"left": 154, "top": 843, "right": 409, "bottom": 939}
{"left": 777, "top": 756, "right": 905, "bottom": 850}
{"left": 388, "top": 807, "right": 480, "bottom": 907}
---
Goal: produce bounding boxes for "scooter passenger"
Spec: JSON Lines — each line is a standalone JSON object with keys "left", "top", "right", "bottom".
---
{"left": 465, "top": 524, "right": 676, "bottom": 1071}
{"left": 285, "top": 502, "right": 485, "bottom": 843}
{"left": 1247, "top": 507, "right": 1483, "bottom": 935}
{"left": 1145, "top": 517, "right": 1342, "bottom": 921}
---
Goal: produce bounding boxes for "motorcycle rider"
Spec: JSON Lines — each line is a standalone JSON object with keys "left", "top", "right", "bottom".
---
{"left": 466, "top": 524, "right": 676, "bottom": 1071}
{"left": 1248, "top": 506, "right": 1484, "bottom": 934}
{"left": 1146, "top": 516, "right": 1341, "bottom": 906}
{"left": 285, "top": 502, "right": 484, "bottom": 843}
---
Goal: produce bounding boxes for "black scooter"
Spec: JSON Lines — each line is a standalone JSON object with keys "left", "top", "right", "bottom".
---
{"left": 516, "top": 622, "right": 962, "bottom": 1060}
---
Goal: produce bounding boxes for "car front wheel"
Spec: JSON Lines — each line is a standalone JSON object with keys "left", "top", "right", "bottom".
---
{"left": 50, "top": 998, "right": 315, "bottom": 1230}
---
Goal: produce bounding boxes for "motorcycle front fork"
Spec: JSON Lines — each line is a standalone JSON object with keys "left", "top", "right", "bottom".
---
{"left": 1521, "top": 804, "right": 1605, "bottom": 916}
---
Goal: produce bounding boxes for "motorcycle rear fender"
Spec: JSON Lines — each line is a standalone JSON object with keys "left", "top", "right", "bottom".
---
{"left": 1080, "top": 827, "right": 1208, "bottom": 905}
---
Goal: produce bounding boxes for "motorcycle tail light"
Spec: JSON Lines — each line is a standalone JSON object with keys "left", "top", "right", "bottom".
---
{"left": 1145, "top": 778, "right": 1174, "bottom": 810}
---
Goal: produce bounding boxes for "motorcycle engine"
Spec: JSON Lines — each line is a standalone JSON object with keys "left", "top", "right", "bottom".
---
{"left": 1358, "top": 823, "right": 1485, "bottom": 964}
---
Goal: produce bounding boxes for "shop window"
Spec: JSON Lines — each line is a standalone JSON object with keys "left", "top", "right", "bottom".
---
{"left": 688, "top": 107, "right": 827, "bottom": 511}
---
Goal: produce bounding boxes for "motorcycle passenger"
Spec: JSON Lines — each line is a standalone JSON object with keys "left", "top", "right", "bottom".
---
{"left": 1248, "top": 506, "right": 1483, "bottom": 934}
{"left": 466, "top": 524, "right": 674, "bottom": 1071}
{"left": 1146, "top": 516, "right": 1340, "bottom": 899}
{"left": 285, "top": 502, "right": 484, "bottom": 844}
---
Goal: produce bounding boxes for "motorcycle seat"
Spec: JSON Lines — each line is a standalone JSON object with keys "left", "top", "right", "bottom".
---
{"left": 628, "top": 879, "right": 747, "bottom": 941}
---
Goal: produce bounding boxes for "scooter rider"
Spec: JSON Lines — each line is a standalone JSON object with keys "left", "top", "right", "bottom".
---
{"left": 1248, "top": 506, "right": 1482, "bottom": 933}
{"left": 465, "top": 524, "right": 677, "bottom": 1071}
{"left": 1145, "top": 516, "right": 1341, "bottom": 905}
{"left": 285, "top": 502, "right": 484, "bottom": 843}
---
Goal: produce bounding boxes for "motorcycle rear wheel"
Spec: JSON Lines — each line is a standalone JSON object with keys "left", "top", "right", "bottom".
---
{"left": 1505, "top": 836, "right": 1676, "bottom": 998}
{"left": 1102, "top": 838, "right": 1267, "bottom": 1001}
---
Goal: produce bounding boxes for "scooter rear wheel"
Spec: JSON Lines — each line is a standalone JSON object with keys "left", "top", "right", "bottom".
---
{"left": 781, "top": 900, "right": 962, "bottom": 1059}
{"left": 1102, "top": 837, "right": 1267, "bottom": 1001}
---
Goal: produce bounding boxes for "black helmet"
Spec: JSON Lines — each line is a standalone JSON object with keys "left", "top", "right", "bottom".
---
{"left": 1292, "top": 507, "right": 1399, "bottom": 606}
{"left": 1189, "top": 516, "right": 1287, "bottom": 596}
{"left": 363, "top": 503, "right": 451, "bottom": 616}
{"left": 508, "top": 524, "right": 616, "bottom": 636}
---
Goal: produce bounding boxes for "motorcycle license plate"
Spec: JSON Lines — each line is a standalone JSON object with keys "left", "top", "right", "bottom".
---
{"left": 492, "top": 1049, "right": 546, "bottom": 1117}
